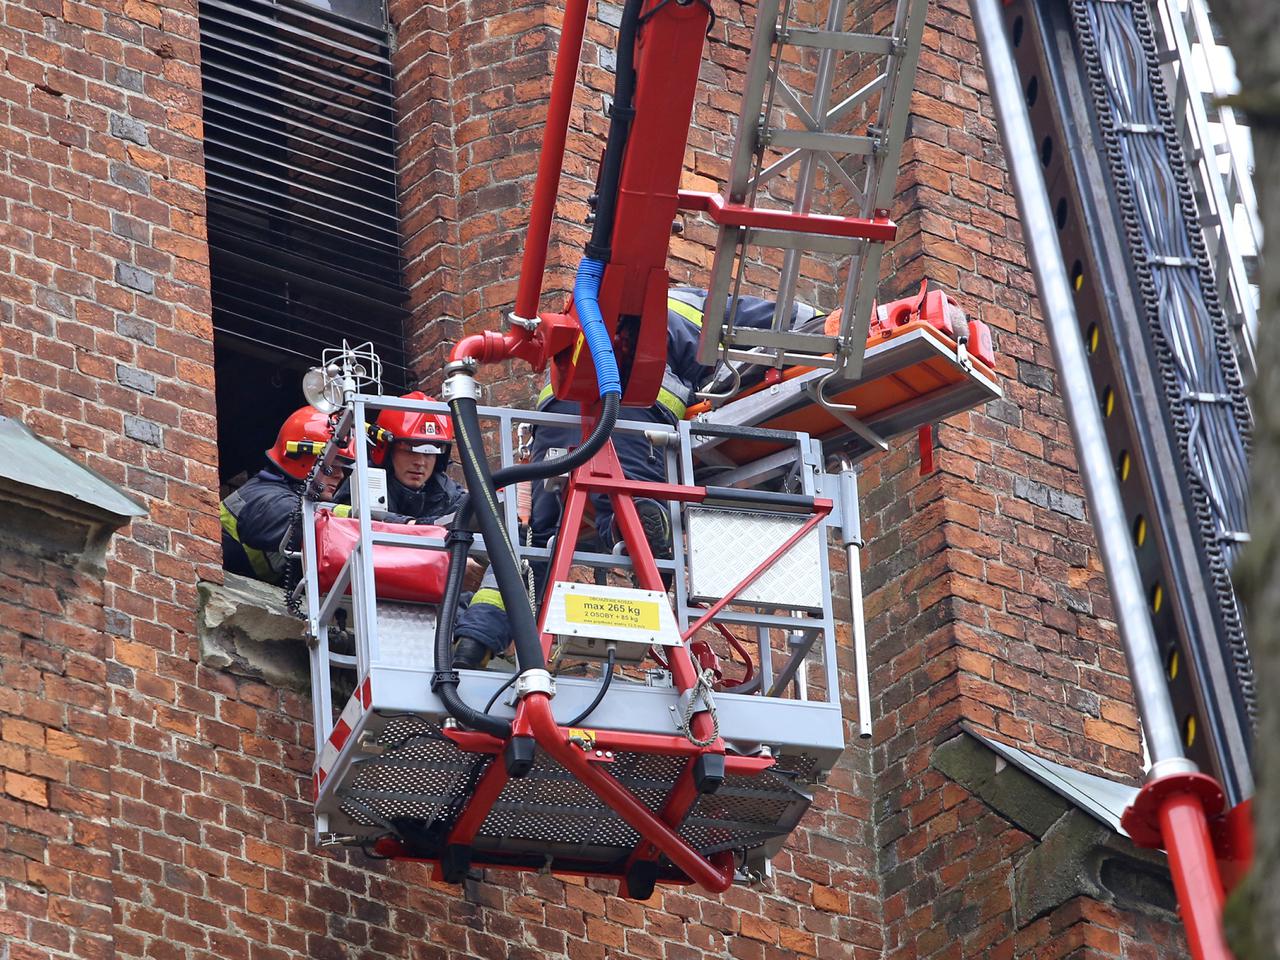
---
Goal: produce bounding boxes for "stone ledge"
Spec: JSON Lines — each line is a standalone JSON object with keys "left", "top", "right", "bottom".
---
{"left": 0, "top": 415, "right": 146, "bottom": 569}
{"left": 932, "top": 732, "right": 1177, "bottom": 924}
{"left": 197, "top": 572, "right": 311, "bottom": 692}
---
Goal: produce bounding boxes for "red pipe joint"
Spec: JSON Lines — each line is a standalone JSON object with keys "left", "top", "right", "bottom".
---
{"left": 449, "top": 314, "right": 582, "bottom": 372}
{"left": 449, "top": 330, "right": 521, "bottom": 365}
{"left": 1122, "top": 772, "right": 1232, "bottom": 960}
{"left": 1121, "top": 771, "right": 1224, "bottom": 849}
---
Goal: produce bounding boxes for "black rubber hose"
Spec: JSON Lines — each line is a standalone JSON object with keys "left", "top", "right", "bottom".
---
{"left": 490, "top": 392, "right": 620, "bottom": 489}
{"left": 431, "top": 386, "right": 619, "bottom": 739}
{"left": 431, "top": 390, "right": 618, "bottom": 716}
{"left": 584, "top": 0, "right": 645, "bottom": 261}
{"left": 430, "top": 498, "right": 513, "bottom": 739}
{"left": 484, "top": 671, "right": 520, "bottom": 715}
{"left": 451, "top": 395, "right": 548, "bottom": 674}
{"left": 566, "top": 647, "right": 616, "bottom": 727}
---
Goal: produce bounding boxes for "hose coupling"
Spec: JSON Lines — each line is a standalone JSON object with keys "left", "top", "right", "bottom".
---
{"left": 507, "top": 311, "right": 541, "bottom": 332}
{"left": 442, "top": 368, "right": 480, "bottom": 402}
{"left": 515, "top": 669, "right": 556, "bottom": 699}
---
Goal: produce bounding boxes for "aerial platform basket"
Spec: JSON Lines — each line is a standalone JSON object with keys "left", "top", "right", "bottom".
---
{"left": 299, "top": 398, "right": 856, "bottom": 896}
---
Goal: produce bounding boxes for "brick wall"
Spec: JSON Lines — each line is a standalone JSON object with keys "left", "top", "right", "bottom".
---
{"left": 384, "top": 0, "right": 1187, "bottom": 953}
{"left": 1026, "top": 900, "right": 1190, "bottom": 960}
{"left": 0, "top": 0, "right": 223, "bottom": 957}
{"left": 0, "top": 0, "right": 1194, "bottom": 958}
{"left": 390, "top": 0, "right": 557, "bottom": 400}
{"left": 1, "top": 545, "right": 113, "bottom": 960}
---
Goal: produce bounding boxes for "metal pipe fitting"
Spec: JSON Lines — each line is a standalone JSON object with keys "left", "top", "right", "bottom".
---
{"left": 515, "top": 669, "right": 556, "bottom": 699}
{"left": 442, "top": 370, "right": 480, "bottom": 402}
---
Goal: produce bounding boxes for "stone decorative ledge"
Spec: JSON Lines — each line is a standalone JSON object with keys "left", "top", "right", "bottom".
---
{"left": 197, "top": 572, "right": 311, "bottom": 692}
{"left": 932, "top": 731, "right": 1177, "bottom": 924}
{"left": 0, "top": 415, "right": 146, "bottom": 567}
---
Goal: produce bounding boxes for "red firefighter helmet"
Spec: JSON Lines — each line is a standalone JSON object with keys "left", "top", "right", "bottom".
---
{"left": 266, "top": 406, "right": 354, "bottom": 480}
{"left": 371, "top": 392, "right": 454, "bottom": 468}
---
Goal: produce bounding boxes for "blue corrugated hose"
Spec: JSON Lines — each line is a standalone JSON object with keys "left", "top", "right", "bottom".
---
{"left": 573, "top": 257, "right": 621, "bottom": 397}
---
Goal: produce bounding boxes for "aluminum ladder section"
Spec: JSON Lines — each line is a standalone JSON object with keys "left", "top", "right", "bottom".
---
{"left": 694, "top": 0, "right": 928, "bottom": 381}
{"left": 1149, "top": 0, "right": 1260, "bottom": 377}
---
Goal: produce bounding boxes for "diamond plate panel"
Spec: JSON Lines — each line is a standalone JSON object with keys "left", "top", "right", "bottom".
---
{"left": 374, "top": 602, "right": 437, "bottom": 669}
{"left": 687, "top": 508, "right": 824, "bottom": 611}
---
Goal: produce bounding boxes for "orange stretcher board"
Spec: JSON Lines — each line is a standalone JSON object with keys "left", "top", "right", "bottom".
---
{"left": 689, "top": 320, "right": 1002, "bottom": 472}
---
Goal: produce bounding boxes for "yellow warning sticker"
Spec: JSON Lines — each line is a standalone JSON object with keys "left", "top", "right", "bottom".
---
{"left": 565, "top": 594, "right": 659, "bottom": 631}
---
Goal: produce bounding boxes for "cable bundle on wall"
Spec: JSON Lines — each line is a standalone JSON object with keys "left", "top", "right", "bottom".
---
{"left": 1072, "top": 0, "right": 1255, "bottom": 723}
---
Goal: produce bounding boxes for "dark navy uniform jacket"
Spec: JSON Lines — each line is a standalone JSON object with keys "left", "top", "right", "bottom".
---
{"left": 336, "top": 470, "right": 466, "bottom": 526}
{"left": 221, "top": 466, "right": 303, "bottom": 585}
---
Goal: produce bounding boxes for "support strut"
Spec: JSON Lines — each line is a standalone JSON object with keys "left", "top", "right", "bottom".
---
{"left": 970, "top": 1, "right": 1233, "bottom": 956}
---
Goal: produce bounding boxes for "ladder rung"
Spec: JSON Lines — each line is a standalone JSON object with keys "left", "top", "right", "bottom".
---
{"left": 677, "top": 191, "right": 897, "bottom": 241}
{"left": 724, "top": 348, "right": 839, "bottom": 368}
{"left": 767, "top": 129, "right": 877, "bottom": 155}
{"left": 745, "top": 228, "right": 865, "bottom": 255}
{"left": 726, "top": 328, "right": 839, "bottom": 354}
{"left": 782, "top": 28, "right": 895, "bottom": 55}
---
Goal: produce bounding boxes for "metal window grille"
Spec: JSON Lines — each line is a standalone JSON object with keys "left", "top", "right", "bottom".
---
{"left": 199, "top": 0, "right": 408, "bottom": 386}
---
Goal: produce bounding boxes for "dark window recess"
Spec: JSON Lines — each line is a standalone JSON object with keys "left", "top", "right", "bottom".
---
{"left": 200, "top": 0, "right": 408, "bottom": 483}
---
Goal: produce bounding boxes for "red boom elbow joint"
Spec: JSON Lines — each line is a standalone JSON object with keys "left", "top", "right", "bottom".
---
{"left": 449, "top": 330, "right": 514, "bottom": 365}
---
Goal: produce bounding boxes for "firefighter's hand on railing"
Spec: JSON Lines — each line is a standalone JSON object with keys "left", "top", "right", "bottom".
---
{"left": 463, "top": 558, "right": 486, "bottom": 594}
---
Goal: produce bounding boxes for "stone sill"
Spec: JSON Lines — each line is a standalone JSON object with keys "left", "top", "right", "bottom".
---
{"left": 197, "top": 572, "right": 311, "bottom": 692}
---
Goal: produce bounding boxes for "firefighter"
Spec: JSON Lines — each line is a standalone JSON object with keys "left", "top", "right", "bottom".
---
{"left": 450, "top": 287, "right": 823, "bottom": 668}
{"left": 221, "top": 406, "right": 352, "bottom": 585}
{"left": 361, "top": 391, "right": 466, "bottom": 525}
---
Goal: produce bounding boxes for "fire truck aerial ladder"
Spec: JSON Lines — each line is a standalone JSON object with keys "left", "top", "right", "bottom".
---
{"left": 290, "top": 0, "right": 1255, "bottom": 955}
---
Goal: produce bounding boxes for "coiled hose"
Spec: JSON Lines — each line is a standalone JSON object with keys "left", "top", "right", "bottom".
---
{"left": 431, "top": 498, "right": 513, "bottom": 738}
{"left": 432, "top": 257, "right": 622, "bottom": 734}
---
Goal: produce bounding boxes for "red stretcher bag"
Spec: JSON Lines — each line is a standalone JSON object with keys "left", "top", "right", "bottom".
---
{"left": 313, "top": 511, "right": 449, "bottom": 604}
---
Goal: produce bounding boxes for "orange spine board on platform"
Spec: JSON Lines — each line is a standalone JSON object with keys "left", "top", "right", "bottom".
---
{"left": 690, "top": 317, "right": 997, "bottom": 465}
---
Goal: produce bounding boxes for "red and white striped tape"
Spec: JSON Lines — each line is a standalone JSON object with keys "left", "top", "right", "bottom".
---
{"left": 314, "top": 676, "right": 372, "bottom": 799}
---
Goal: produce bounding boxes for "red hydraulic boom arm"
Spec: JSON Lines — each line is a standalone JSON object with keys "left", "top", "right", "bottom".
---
{"left": 452, "top": 0, "right": 712, "bottom": 393}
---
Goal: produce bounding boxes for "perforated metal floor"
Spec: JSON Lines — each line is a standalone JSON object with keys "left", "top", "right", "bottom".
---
{"left": 331, "top": 715, "right": 816, "bottom": 878}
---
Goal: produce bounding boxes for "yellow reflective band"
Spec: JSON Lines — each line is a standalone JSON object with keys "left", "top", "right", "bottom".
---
{"left": 537, "top": 382, "right": 555, "bottom": 407}
{"left": 667, "top": 297, "right": 704, "bottom": 328}
{"left": 219, "top": 501, "right": 238, "bottom": 539}
{"left": 331, "top": 504, "right": 353, "bottom": 518}
{"left": 220, "top": 502, "right": 275, "bottom": 581}
{"left": 471, "top": 588, "right": 505, "bottom": 611}
{"left": 655, "top": 387, "right": 687, "bottom": 421}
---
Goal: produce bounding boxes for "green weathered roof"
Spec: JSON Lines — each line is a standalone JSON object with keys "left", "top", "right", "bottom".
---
{"left": 0, "top": 416, "right": 147, "bottom": 526}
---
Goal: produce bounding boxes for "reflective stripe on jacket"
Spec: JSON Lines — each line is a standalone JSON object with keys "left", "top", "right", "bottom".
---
{"left": 220, "top": 468, "right": 301, "bottom": 584}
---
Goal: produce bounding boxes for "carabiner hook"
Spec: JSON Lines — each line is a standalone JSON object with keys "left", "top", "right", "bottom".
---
{"left": 693, "top": 357, "right": 742, "bottom": 407}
